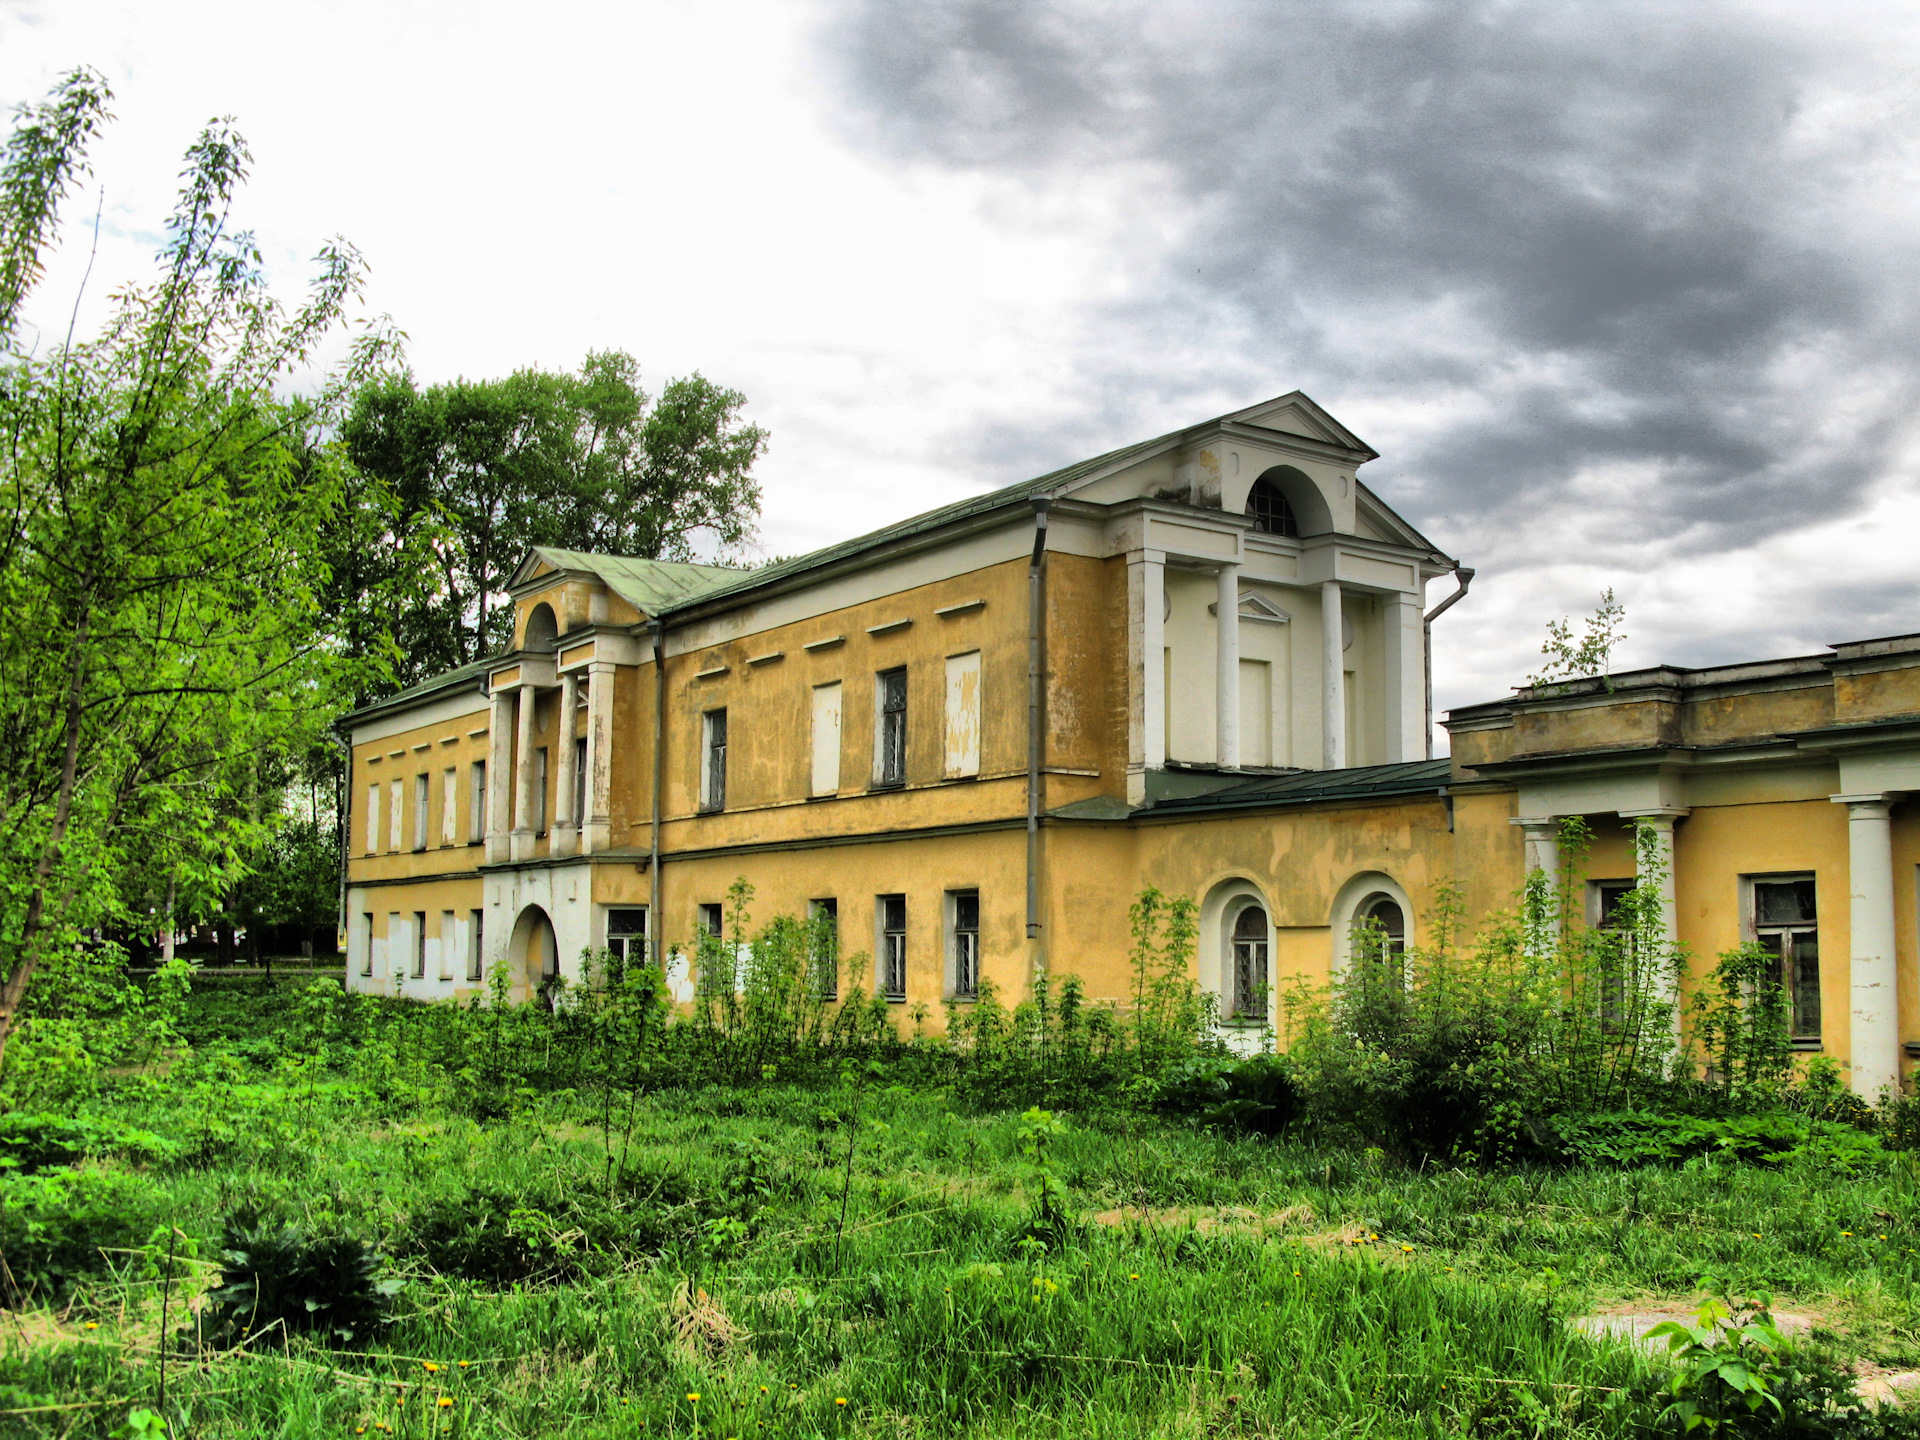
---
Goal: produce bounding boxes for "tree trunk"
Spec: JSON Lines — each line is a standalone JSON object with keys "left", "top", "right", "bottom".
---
{"left": 161, "top": 879, "right": 176, "bottom": 967}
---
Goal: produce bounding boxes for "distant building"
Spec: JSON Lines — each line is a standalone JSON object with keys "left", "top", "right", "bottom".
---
{"left": 337, "top": 391, "right": 1920, "bottom": 1095}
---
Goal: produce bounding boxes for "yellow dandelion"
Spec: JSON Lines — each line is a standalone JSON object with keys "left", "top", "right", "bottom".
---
{"left": 423, "top": 1362, "right": 440, "bottom": 1373}
{"left": 1753, "top": 1233, "right": 1762, "bottom": 1239}
{"left": 835, "top": 1397, "right": 848, "bottom": 1407}
{"left": 760, "top": 1385, "right": 769, "bottom": 1393}
{"left": 1400, "top": 1244, "right": 1414, "bottom": 1252}
{"left": 1843, "top": 1231, "right": 1854, "bottom": 1237}
{"left": 437, "top": 1397, "right": 453, "bottom": 1409}
{"left": 1444, "top": 1266, "right": 1455, "bottom": 1272}
{"left": 1292, "top": 1270, "right": 1301, "bottom": 1277}
{"left": 687, "top": 1392, "right": 702, "bottom": 1403}
{"left": 1129, "top": 1272, "right": 1140, "bottom": 1280}
{"left": 84, "top": 1322, "right": 99, "bottom": 1330}
{"left": 356, "top": 1429, "right": 367, "bottom": 1436}
{"left": 621, "top": 1398, "right": 630, "bottom": 1405}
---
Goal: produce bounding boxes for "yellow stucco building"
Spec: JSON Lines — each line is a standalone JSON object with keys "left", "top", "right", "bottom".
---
{"left": 338, "top": 392, "right": 1920, "bottom": 1095}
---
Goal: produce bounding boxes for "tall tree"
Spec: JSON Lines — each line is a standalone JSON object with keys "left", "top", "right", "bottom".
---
{"left": 342, "top": 350, "right": 767, "bottom": 671}
{"left": 0, "top": 70, "right": 391, "bottom": 1067}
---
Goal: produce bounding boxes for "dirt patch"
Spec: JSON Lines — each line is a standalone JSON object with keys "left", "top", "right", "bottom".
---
{"left": 1088, "top": 1203, "right": 1317, "bottom": 1235}
{"left": 1570, "top": 1299, "right": 1821, "bottom": 1349}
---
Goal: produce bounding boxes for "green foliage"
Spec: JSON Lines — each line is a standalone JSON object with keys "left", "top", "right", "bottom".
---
{"left": 1647, "top": 1295, "right": 1790, "bottom": 1434}
{"left": 1152, "top": 1052, "right": 1303, "bottom": 1136}
{"left": 1557, "top": 1112, "right": 1887, "bottom": 1173}
{"left": 0, "top": 1165, "right": 168, "bottom": 1301}
{"left": 1012, "top": 1106, "right": 1070, "bottom": 1251}
{"left": 202, "top": 1210, "right": 397, "bottom": 1346}
{"left": 0, "top": 69, "right": 393, "bottom": 1079}
{"left": 1528, "top": 586, "right": 1628, "bottom": 691}
{"left": 1128, "top": 886, "right": 1212, "bottom": 1072}
{"left": 340, "top": 351, "right": 768, "bottom": 675}
{"left": 1690, "top": 942, "right": 1797, "bottom": 1106}
{"left": 1284, "top": 823, "right": 1696, "bottom": 1161}
{"left": 0, "top": 1112, "right": 181, "bottom": 1173}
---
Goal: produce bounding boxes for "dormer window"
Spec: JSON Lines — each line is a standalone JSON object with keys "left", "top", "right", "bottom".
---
{"left": 1246, "top": 479, "right": 1298, "bottom": 537}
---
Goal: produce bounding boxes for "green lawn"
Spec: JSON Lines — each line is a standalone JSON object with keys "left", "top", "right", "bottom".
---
{"left": 7, "top": 1062, "right": 1920, "bottom": 1438}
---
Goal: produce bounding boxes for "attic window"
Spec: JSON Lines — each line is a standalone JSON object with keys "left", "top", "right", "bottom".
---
{"left": 1246, "top": 479, "right": 1298, "bottom": 537}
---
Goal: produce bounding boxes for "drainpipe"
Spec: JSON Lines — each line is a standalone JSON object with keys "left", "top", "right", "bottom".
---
{"left": 650, "top": 617, "right": 667, "bottom": 967}
{"left": 1423, "top": 567, "right": 1475, "bottom": 760}
{"left": 1026, "top": 496, "right": 1052, "bottom": 943}
{"left": 331, "top": 726, "right": 352, "bottom": 958}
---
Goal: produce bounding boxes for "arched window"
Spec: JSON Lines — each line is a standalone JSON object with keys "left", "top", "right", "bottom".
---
{"left": 524, "top": 603, "right": 559, "bottom": 653}
{"left": 1246, "top": 479, "right": 1299, "bottom": 537}
{"left": 1352, "top": 894, "right": 1406, "bottom": 981}
{"left": 1230, "top": 905, "right": 1270, "bottom": 1019}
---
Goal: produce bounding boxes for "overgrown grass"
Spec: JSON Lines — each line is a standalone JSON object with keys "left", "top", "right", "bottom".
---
{"left": 9, "top": 1054, "right": 1920, "bottom": 1438}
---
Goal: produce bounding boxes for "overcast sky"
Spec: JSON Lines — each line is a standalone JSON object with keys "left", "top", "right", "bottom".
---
{"left": 6, "top": 0, "right": 1920, "bottom": 738}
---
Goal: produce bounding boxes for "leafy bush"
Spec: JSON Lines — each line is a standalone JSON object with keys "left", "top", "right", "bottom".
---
{"left": 1557, "top": 1111, "right": 1886, "bottom": 1173}
{"left": 0, "top": 1113, "right": 181, "bottom": 1173}
{"left": 1154, "top": 1054, "right": 1302, "bottom": 1136}
{"left": 202, "top": 1211, "right": 397, "bottom": 1345}
{"left": 0, "top": 1166, "right": 169, "bottom": 1300}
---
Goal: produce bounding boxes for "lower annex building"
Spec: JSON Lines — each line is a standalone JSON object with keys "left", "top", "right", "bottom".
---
{"left": 338, "top": 391, "right": 1920, "bottom": 1096}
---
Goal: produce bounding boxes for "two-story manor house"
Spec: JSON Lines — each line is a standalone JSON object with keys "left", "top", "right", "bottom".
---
{"left": 340, "top": 391, "right": 1920, "bottom": 1096}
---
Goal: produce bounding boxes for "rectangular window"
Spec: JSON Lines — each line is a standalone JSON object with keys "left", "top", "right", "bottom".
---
{"left": 413, "top": 775, "right": 429, "bottom": 852}
{"left": 1752, "top": 875, "right": 1820, "bottom": 1042}
{"left": 811, "top": 682, "right": 843, "bottom": 796}
{"left": 439, "top": 911, "right": 456, "bottom": 980}
{"left": 388, "top": 779, "right": 404, "bottom": 852}
{"left": 573, "top": 735, "right": 588, "bottom": 830}
{"left": 875, "top": 667, "right": 907, "bottom": 787}
{"left": 949, "top": 890, "right": 979, "bottom": 998}
{"left": 469, "top": 761, "right": 487, "bottom": 843}
{"left": 808, "top": 898, "right": 839, "bottom": 1000}
{"left": 361, "top": 912, "right": 375, "bottom": 977}
{"left": 702, "top": 709, "right": 728, "bottom": 811}
{"left": 1591, "top": 879, "right": 1637, "bottom": 1025}
{"left": 440, "top": 769, "right": 458, "bottom": 846}
{"left": 366, "top": 783, "right": 381, "bottom": 855}
{"left": 878, "top": 893, "right": 907, "bottom": 1000}
{"left": 944, "top": 652, "right": 981, "bottom": 779}
{"left": 699, "top": 902, "right": 724, "bottom": 938}
{"left": 387, "top": 912, "right": 400, "bottom": 976}
{"left": 412, "top": 911, "right": 427, "bottom": 979}
{"left": 608, "top": 908, "right": 649, "bottom": 968}
{"left": 468, "top": 909, "right": 485, "bottom": 981}
{"left": 534, "top": 748, "right": 549, "bottom": 834}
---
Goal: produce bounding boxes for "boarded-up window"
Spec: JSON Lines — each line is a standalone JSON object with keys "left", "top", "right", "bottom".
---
{"left": 366, "top": 783, "right": 380, "bottom": 855}
{"left": 439, "top": 911, "right": 456, "bottom": 979}
{"left": 469, "top": 761, "right": 486, "bottom": 843}
{"left": 441, "top": 768, "right": 458, "bottom": 846}
{"left": 467, "top": 909, "right": 484, "bottom": 980}
{"left": 388, "top": 779, "right": 404, "bottom": 852}
{"left": 811, "top": 682, "right": 842, "bottom": 796}
{"left": 944, "top": 651, "right": 981, "bottom": 778}
{"left": 413, "top": 775, "right": 429, "bottom": 852}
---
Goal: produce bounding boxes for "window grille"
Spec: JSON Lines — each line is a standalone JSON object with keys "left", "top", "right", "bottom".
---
{"left": 1230, "top": 905, "right": 1269, "bottom": 1019}
{"left": 467, "top": 909, "right": 484, "bottom": 981}
{"left": 1246, "top": 479, "right": 1299, "bottom": 537}
{"left": 880, "top": 893, "right": 907, "bottom": 999}
{"left": 703, "top": 710, "right": 728, "bottom": 811}
{"left": 412, "top": 911, "right": 427, "bottom": 979}
{"left": 607, "top": 908, "right": 648, "bottom": 969}
{"left": 951, "top": 891, "right": 980, "bottom": 999}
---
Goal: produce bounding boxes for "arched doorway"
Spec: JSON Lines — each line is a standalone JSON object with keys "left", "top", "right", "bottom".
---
{"left": 508, "top": 904, "right": 559, "bottom": 1000}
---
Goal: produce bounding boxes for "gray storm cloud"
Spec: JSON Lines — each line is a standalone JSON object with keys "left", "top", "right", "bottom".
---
{"left": 818, "top": 0, "right": 1920, "bottom": 669}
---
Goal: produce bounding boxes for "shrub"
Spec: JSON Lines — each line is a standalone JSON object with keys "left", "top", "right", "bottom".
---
{"left": 202, "top": 1211, "right": 397, "bottom": 1345}
{"left": 1154, "top": 1054, "right": 1302, "bottom": 1136}
{"left": 0, "top": 1166, "right": 170, "bottom": 1301}
{"left": 1557, "top": 1111, "right": 1886, "bottom": 1173}
{"left": 0, "top": 1114, "right": 181, "bottom": 1174}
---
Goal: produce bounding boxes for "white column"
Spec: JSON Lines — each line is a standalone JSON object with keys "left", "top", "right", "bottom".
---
{"left": 552, "top": 671, "right": 579, "bottom": 856}
{"left": 1512, "top": 815, "right": 1562, "bottom": 947}
{"left": 1215, "top": 561, "right": 1240, "bottom": 770}
{"left": 1382, "top": 591, "right": 1424, "bottom": 763}
{"left": 1321, "top": 579, "right": 1346, "bottom": 770}
{"left": 485, "top": 685, "right": 514, "bottom": 865}
{"left": 1127, "top": 549, "right": 1167, "bottom": 804}
{"left": 582, "top": 660, "right": 616, "bottom": 853}
{"left": 1835, "top": 794, "right": 1899, "bottom": 1098}
{"left": 510, "top": 685, "right": 538, "bottom": 862}
{"left": 1623, "top": 809, "right": 1688, "bottom": 1031}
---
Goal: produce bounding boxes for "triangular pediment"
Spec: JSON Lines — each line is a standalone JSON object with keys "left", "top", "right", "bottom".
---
{"left": 1225, "top": 391, "right": 1377, "bottom": 459}
{"left": 1240, "top": 593, "right": 1291, "bottom": 624}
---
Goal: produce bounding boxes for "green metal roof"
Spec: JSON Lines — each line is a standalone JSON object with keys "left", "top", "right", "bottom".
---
{"left": 526, "top": 547, "right": 746, "bottom": 615}
{"left": 338, "top": 656, "right": 493, "bottom": 726}
{"left": 1139, "top": 759, "right": 1454, "bottom": 817}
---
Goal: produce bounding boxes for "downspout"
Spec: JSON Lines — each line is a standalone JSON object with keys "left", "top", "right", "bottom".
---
{"left": 331, "top": 726, "right": 353, "bottom": 959}
{"left": 1026, "top": 497, "right": 1052, "bottom": 943}
{"left": 1423, "top": 566, "right": 1475, "bottom": 760}
{"left": 649, "top": 617, "right": 667, "bottom": 966}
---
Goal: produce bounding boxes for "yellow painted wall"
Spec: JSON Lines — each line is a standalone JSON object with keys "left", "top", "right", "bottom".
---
{"left": 348, "top": 875, "right": 488, "bottom": 998}
{"left": 348, "top": 710, "right": 491, "bottom": 886}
